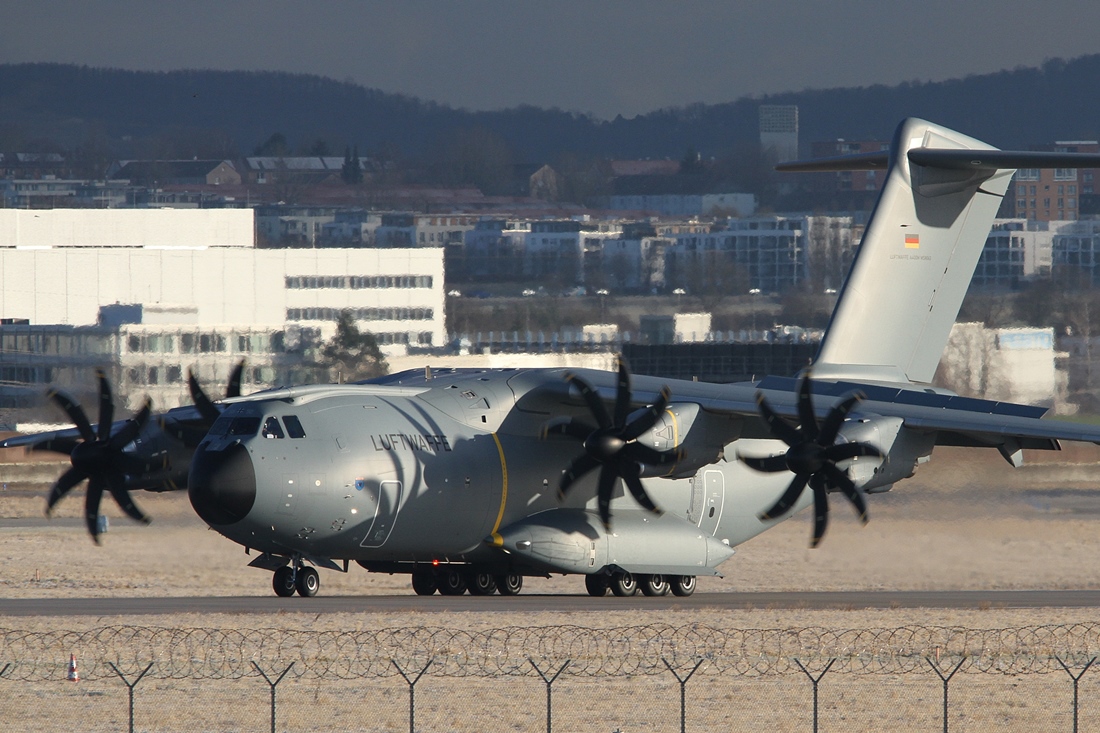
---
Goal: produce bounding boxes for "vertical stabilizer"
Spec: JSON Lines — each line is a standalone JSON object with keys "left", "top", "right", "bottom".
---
{"left": 809, "top": 118, "right": 1013, "bottom": 384}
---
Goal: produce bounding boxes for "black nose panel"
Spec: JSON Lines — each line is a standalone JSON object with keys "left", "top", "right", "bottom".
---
{"left": 189, "top": 442, "right": 256, "bottom": 525}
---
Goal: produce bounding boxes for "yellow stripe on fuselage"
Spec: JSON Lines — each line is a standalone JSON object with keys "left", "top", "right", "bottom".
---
{"left": 489, "top": 432, "right": 509, "bottom": 545}
{"left": 662, "top": 408, "right": 679, "bottom": 477}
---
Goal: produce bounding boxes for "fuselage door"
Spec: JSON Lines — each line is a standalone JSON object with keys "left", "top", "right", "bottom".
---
{"left": 699, "top": 470, "right": 725, "bottom": 536}
{"left": 687, "top": 476, "right": 705, "bottom": 525}
{"left": 360, "top": 480, "right": 403, "bottom": 548}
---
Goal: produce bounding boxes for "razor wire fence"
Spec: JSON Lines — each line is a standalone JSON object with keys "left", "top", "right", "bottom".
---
{"left": 3, "top": 624, "right": 1100, "bottom": 732}
{"left": 3, "top": 623, "right": 1100, "bottom": 681}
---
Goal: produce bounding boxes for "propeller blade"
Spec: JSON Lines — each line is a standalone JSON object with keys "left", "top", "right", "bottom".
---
{"left": 622, "top": 472, "right": 661, "bottom": 515}
{"left": 818, "top": 391, "right": 865, "bottom": 445}
{"left": 84, "top": 476, "right": 106, "bottom": 544}
{"left": 810, "top": 474, "right": 829, "bottom": 548}
{"left": 742, "top": 454, "right": 790, "bottom": 473}
{"left": 759, "top": 472, "right": 810, "bottom": 521}
{"left": 796, "top": 373, "right": 819, "bottom": 441}
{"left": 595, "top": 465, "right": 617, "bottom": 529}
{"left": 46, "top": 467, "right": 87, "bottom": 515}
{"left": 109, "top": 398, "right": 152, "bottom": 450}
{"left": 540, "top": 417, "right": 596, "bottom": 442}
{"left": 558, "top": 453, "right": 601, "bottom": 499}
{"left": 613, "top": 358, "right": 632, "bottom": 426}
{"left": 621, "top": 442, "right": 682, "bottom": 466}
{"left": 822, "top": 463, "right": 869, "bottom": 523}
{"left": 106, "top": 472, "right": 150, "bottom": 524}
{"left": 756, "top": 393, "right": 801, "bottom": 447}
{"left": 565, "top": 373, "right": 612, "bottom": 429}
{"left": 824, "top": 442, "right": 884, "bottom": 463}
{"left": 619, "top": 386, "right": 672, "bottom": 442}
{"left": 188, "top": 369, "right": 223, "bottom": 425}
{"left": 96, "top": 370, "right": 114, "bottom": 442}
{"left": 29, "top": 436, "right": 81, "bottom": 456}
{"left": 226, "top": 361, "right": 245, "bottom": 398}
{"left": 48, "top": 390, "right": 95, "bottom": 442}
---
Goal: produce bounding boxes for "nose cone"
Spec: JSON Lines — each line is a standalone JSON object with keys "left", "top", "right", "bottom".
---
{"left": 189, "top": 442, "right": 256, "bottom": 525}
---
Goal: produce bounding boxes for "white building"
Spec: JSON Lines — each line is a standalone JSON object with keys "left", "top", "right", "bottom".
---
{"left": 0, "top": 209, "right": 446, "bottom": 408}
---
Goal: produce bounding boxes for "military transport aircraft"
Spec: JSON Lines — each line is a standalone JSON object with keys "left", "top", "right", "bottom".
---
{"left": 9, "top": 118, "right": 1100, "bottom": 599}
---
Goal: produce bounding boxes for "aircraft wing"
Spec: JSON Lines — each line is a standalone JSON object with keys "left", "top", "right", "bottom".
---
{"left": 523, "top": 368, "right": 1100, "bottom": 455}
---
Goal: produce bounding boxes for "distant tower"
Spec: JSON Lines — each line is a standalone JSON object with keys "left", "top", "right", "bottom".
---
{"left": 759, "top": 105, "right": 799, "bottom": 162}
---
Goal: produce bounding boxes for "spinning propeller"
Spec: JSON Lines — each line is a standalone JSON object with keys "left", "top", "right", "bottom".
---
{"left": 188, "top": 361, "right": 244, "bottom": 426}
{"left": 542, "top": 358, "right": 682, "bottom": 529}
{"left": 744, "top": 371, "right": 883, "bottom": 547}
{"left": 36, "top": 370, "right": 154, "bottom": 543}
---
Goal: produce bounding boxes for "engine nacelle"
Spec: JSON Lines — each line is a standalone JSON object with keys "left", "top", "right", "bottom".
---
{"left": 838, "top": 415, "right": 935, "bottom": 493}
{"left": 637, "top": 403, "right": 741, "bottom": 478}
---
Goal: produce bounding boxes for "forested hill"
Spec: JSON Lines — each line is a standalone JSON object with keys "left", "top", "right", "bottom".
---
{"left": 2, "top": 56, "right": 1099, "bottom": 162}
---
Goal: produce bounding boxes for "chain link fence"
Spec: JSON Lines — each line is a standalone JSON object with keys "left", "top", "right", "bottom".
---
{"left": 2, "top": 623, "right": 1100, "bottom": 731}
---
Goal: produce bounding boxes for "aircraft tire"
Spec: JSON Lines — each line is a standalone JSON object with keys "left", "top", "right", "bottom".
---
{"left": 610, "top": 571, "right": 638, "bottom": 597}
{"left": 437, "top": 570, "right": 468, "bottom": 596}
{"left": 411, "top": 572, "right": 437, "bottom": 596}
{"left": 467, "top": 572, "right": 498, "bottom": 595}
{"left": 640, "top": 574, "right": 670, "bottom": 597}
{"left": 495, "top": 574, "right": 523, "bottom": 595}
{"left": 670, "top": 576, "right": 696, "bottom": 597}
{"left": 272, "top": 566, "right": 296, "bottom": 597}
{"left": 296, "top": 566, "right": 319, "bottom": 597}
{"left": 584, "top": 574, "right": 609, "bottom": 597}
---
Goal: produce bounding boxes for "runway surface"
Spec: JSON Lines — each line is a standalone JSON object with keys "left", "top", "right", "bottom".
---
{"left": 3, "top": 590, "right": 1100, "bottom": 616}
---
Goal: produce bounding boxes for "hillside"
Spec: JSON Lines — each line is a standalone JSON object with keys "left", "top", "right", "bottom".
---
{"left": 1, "top": 56, "right": 1099, "bottom": 163}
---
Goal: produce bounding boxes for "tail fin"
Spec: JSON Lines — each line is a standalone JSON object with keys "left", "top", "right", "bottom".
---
{"left": 781, "top": 118, "right": 1100, "bottom": 385}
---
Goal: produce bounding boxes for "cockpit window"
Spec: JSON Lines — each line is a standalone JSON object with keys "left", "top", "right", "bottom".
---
{"left": 262, "top": 416, "right": 285, "bottom": 439}
{"left": 227, "top": 416, "right": 262, "bottom": 436}
{"left": 208, "top": 415, "right": 233, "bottom": 436}
{"left": 282, "top": 415, "right": 306, "bottom": 439}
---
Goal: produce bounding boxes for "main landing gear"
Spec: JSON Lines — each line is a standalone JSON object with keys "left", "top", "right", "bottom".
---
{"left": 272, "top": 563, "right": 320, "bottom": 597}
{"left": 411, "top": 569, "right": 524, "bottom": 596}
{"left": 585, "top": 572, "right": 696, "bottom": 598}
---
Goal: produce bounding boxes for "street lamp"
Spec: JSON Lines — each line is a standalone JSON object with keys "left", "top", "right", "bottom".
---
{"left": 749, "top": 288, "right": 761, "bottom": 336}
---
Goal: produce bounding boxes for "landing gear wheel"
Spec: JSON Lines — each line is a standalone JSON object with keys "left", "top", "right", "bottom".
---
{"left": 671, "top": 575, "right": 696, "bottom": 597}
{"left": 641, "top": 574, "right": 670, "bottom": 597}
{"left": 272, "top": 566, "right": 296, "bottom": 597}
{"left": 437, "top": 569, "right": 468, "bottom": 596}
{"left": 610, "top": 571, "right": 638, "bottom": 597}
{"left": 296, "top": 566, "right": 319, "bottom": 597}
{"left": 411, "top": 572, "right": 437, "bottom": 596}
{"left": 495, "top": 573, "right": 523, "bottom": 596}
{"left": 467, "top": 572, "right": 498, "bottom": 595}
{"left": 585, "top": 574, "right": 609, "bottom": 597}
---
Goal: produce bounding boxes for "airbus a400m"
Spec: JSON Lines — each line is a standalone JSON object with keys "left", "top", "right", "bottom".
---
{"left": 12, "top": 118, "right": 1100, "bottom": 599}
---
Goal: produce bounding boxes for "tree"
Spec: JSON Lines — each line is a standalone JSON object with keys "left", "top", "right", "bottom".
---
{"left": 315, "top": 310, "right": 389, "bottom": 382}
{"left": 254, "top": 132, "right": 290, "bottom": 157}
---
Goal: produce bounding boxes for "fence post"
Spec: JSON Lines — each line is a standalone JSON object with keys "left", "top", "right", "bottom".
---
{"left": 1051, "top": 651, "right": 1095, "bottom": 730}
{"left": 662, "top": 657, "right": 705, "bottom": 733}
{"left": 108, "top": 661, "right": 154, "bottom": 733}
{"left": 252, "top": 661, "right": 295, "bottom": 733}
{"left": 529, "top": 658, "right": 570, "bottom": 733}
{"left": 793, "top": 658, "right": 835, "bottom": 733}
{"left": 926, "top": 656, "right": 966, "bottom": 733}
{"left": 392, "top": 658, "right": 434, "bottom": 733}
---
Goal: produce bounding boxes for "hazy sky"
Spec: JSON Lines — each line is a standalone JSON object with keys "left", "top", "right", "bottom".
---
{"left": 4, "top": 1, "right": 1100, "bottom": 119}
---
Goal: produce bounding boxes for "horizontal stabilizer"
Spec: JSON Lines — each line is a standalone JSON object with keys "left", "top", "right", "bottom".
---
{"left": 779, "top": 147, "right": 1100, "bottom": 173}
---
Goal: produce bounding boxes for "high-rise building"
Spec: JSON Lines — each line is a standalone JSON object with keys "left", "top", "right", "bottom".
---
{"left": 759, "top": 105, "right": 799, "bottom": 162}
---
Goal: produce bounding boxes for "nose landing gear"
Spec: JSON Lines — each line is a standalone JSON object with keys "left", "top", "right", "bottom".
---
{"left": 271, "top": 560, "right": 320, "bottom": 597}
